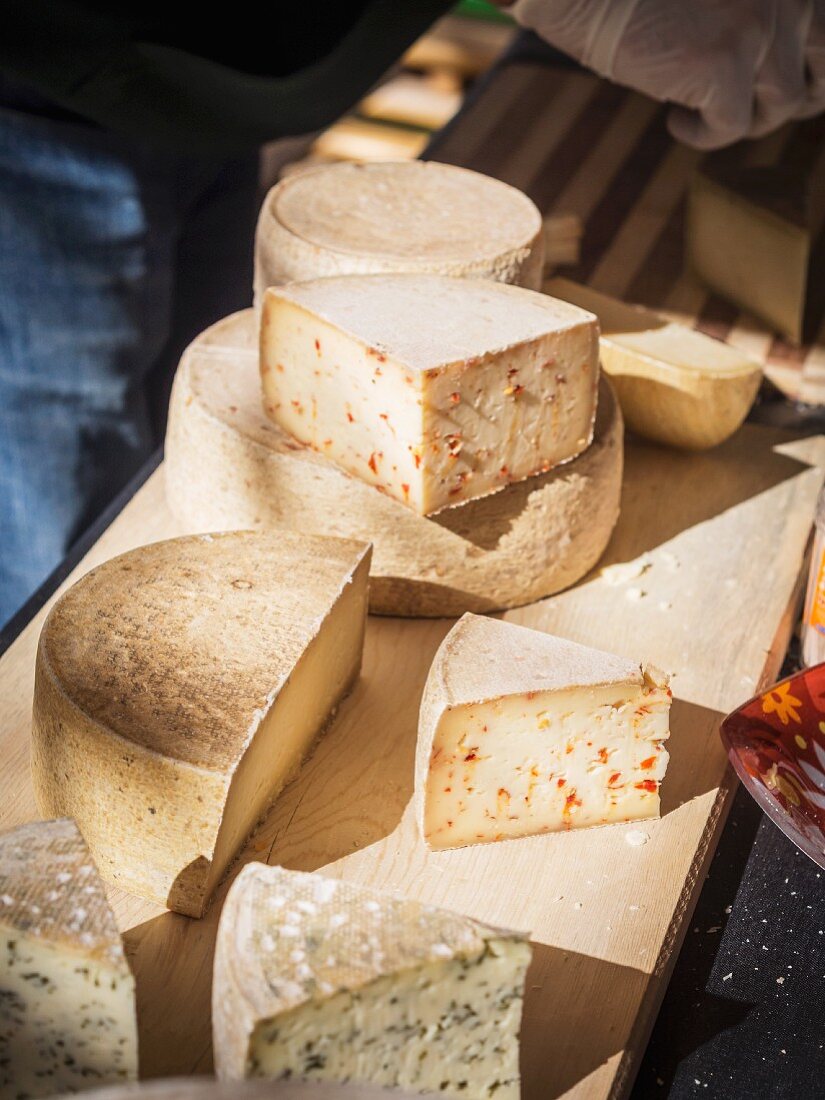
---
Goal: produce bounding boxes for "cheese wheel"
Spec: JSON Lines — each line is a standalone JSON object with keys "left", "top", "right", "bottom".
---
{"left": 31, "top": 531, "right": 371, "bottom": 917}
{"left": 253, "top": 161, "right": 544, "bottom": 305}
{"left": 164, "top": 311, "right": 623, "bottom": 617}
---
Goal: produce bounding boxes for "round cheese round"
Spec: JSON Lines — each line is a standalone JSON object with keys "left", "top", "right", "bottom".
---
{"left": 164, "top": 311, "right": 623, "bottom": 617}
{"left": 253, "top": 161, "right": 544, "bottom": 305}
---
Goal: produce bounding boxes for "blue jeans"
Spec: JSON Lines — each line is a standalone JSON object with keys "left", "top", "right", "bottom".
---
{"left": 0, "top": 96, "right": 259, "bottom": 628}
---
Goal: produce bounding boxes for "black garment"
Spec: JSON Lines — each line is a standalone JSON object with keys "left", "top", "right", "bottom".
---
{"left": 2, "top": 1, "right": 451, "bottom": 153}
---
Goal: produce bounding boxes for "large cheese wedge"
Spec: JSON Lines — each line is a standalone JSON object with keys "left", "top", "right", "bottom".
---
{"left": 213, "top": 863, "right": 531, "bottom": 1097}
{"left": 0, "top": 819, "right": 138, "bottom": 1095}
{"left": 687, "top": 161, "right": 825, "bottom": 345}
{"left": 547, "top": 277, "right": 763, "bottom": 450}
{"left": 253, "top": 161, "right": 543, "bottom": 302}
{"left": 261, "top": 275, "right": 599, "bottom": 515}
{"left": 416, "top": 614, "right": 672, "bottom": 850}
{"left": 165, "top": 311, "right": 622, "bottom": 617}
{"left": 31, "top": 532, "right": 371, "bottom": 918}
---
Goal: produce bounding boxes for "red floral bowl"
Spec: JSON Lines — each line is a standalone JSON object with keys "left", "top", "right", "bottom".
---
{"left": 721, "top": 662, "right": 825, "bottom": 869}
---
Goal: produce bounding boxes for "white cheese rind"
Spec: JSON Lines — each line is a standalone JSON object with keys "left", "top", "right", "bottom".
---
{"left": 254, "top": 161, "right": 544, "bottom": 302}
{"left": 164, "top": 310, "right": 622, "bottom": 616}
{"left": 0, "top": 819, "right": 137, "bottom": 1096}
{"left": 31, "top": 533, "right": 371, "bottom": 918}
{"left": 416, "top": 614, "right": 672, "bottom": 849}
{"left": 261, "top": 275, "right": 599, "bottom": 515}
{"left": 213, "top": 863, "right": 531, "bottom": 1098}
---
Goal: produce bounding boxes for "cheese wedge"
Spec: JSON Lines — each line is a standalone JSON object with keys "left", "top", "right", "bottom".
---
{"left": 261, "top": 275, "right": 599, "bottom": 515}
{"left": 547, "top": 277, "right": 763, "bottom": 450}
{"left": 31, "top": 532, "right": 371, "bottom": 918}
{"left": 254, "top": 161, "right": 543, "bottom": 301}
{"left": 213, "top": 863, "right": 531, "bottom": 1097}
{"left": 416, "top": 614, "right": 672, "bottom": 849}
{"left": 0, "top": 819, "right": 137, "bottom": 1096}
{"left": 166, "top": 311, "right": 622, "bottom": 616}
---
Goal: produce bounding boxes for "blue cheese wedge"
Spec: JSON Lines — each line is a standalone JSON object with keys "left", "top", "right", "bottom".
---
{"left": 416, "top": 614, "right": 672, "bottom": 849}
{"left": 0, "top": 819, "right": 137, "bottom": 1097}
{"left": 261, "top": 274, "right": 599, "bottom": 515}
{"left": 213, "top": 863, "right": 531, "bottom": 1098}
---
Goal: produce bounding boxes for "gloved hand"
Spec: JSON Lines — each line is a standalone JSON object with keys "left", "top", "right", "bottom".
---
{"left": 510, "top": 0, "right": 825, "bottom": 148}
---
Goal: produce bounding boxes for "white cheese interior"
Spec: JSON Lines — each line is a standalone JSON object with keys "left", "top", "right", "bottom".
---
{"left": 246, "top": 941, "right": 530, "bottom": 1099}
{"left": 424, "top": 680, "right": 671, "bottom": 849}
{"left": 0, "top": 931, "right": 137, "bottom": 1097}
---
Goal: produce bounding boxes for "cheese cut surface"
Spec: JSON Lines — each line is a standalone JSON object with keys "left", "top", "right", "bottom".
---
{"left": 261, "top": 275, "right": 599, "bottom": 515}
{"left": 213, "top": 863, "right": 531, "bottom": 1098}
{"left": 416, "top": 615, "right": 672, "bottom": 849}
{"left": 0, "top": 819, "right": 137, "bottom": 1097}
{"left": 547, "top": 277, "right": 763, "bottom": 450}
{"left": 165, "top": 311, "right": 622, "bottom": 616}
{"left": 31, "top": 532, "right": 371, "bottom": 918}
{"left": 253, "top": 161, "right": 544, "bottom": 302}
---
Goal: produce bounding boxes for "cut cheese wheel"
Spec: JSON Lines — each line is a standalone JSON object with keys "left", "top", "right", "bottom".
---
{"left": 213, "top": 863, "right": 531, "bottom": 1096}
{"left": 0, "top": 819, "right": 138, "bottom": 1095}
{"left": 31, "top": 532, "right": 371, "bottom": 918}
{"left": 547, "top": 277, "right": 763, "bottom": 450}
{"left": 261, "top": 274, "right": 599, "bottom": 514}
{"left": 253, "top": 161, "right": 543, "bottom": 302}
{"left": 416, "top": 614, "right": 672, "bottom": 850}
{"left": 164, "top": 310, "right": 622, "bottom": 617}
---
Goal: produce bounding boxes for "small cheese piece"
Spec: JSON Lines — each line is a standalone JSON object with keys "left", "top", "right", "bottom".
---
{"left": 213, "top": 863, "right": 531, "bottom": 1097}
{"left": 262, "top": 275, "right": 599, "bottom": 515}
{"left": 31, "top": 532, "right": 371, "bottom": 918}
{"left": 254, "top": 161, "right": 544, "bottom": 301}
{"left": 165, "top": 310, "right": 622, "bottom": 616}
{"left": 0, "top": 819, "right": 138, "bottom": 1096}
{"left": 547, "top": 277, "right": 763, "bottom": 450}
{"left": 687, "top": 162, "right": 825, "bottom": 344}
{"left": 416, "top": 614, "right": 672, "bottom": 849}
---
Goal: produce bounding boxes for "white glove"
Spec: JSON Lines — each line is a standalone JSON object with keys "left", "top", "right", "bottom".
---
{"left": 511, "top": 0, "right": 825, "bottom": 148}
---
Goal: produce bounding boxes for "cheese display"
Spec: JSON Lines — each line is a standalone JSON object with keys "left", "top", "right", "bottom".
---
{"left": 31, "top": 532, "right": 371, "bottom": 918}
{"left": 213, "top": 863, "right": 531, "bottom": 1097}
{"left": 0, "top": 819, "right": 138, "bottom": 1096}
{"left": 253, "top": 161, "right": 543, "bottom": 301}
{"left": 547, "top": 277, "right": 763, "bottom": 450}
{"left": 165, "top": 310, "right": 622, "bottom": 616}
{"left": 416, "top": 614, "right": 672, "bottom": 850}
{"left": 687, "top": 162, "right": 824, "bottom": 344}
{"left": 261, "top": 275, "right": 599, "bottom": 514}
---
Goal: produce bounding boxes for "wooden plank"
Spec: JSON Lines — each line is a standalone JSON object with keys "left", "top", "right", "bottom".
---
{"left": 0, "top": 419, "right": 822, "bottom": 1096}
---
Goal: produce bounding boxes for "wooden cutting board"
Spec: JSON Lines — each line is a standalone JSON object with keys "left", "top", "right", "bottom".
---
{"left": 0, "top": 421, "right": 822, "bottom": 1098}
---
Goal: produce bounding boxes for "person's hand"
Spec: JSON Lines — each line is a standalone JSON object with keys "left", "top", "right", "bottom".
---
{"left": 511, "top": 0, "right": 825, "bottom": 148}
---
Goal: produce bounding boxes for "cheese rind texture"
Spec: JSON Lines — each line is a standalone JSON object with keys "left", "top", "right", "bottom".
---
{"left": 0, "top": 819, "right": 137, "bottom": 1096}
{"left": 547, "top": 277, "right": 763, "bottom": 450}
{"left": 31, "top": 532, "right": 371, "bottom": 917}
{"left": 416, "top": 614, "right": 672, "bottom": 849}
{"left": 254, "top": 161, "right": 544, "bottom": 301}
{"left": 213, "top": 863, "right": 531, "bottom": 1098}
{"left": 261, "top": 275, "right": 599, "bottom": 515}
{"left": 165, "top": 310, "right": 622, "bottom": 615}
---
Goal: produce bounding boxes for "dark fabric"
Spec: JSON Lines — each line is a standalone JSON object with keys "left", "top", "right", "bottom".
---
{"left": 2, "top": 0, "right": 451, "bottom": 154}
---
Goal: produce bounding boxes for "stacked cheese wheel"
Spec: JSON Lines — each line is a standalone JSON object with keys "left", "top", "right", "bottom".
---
{"left": 12, "top": 160, "right": 677, "bottom": 1100}
{"left": 166, "top": 160, "right": 624, "bottom": 616}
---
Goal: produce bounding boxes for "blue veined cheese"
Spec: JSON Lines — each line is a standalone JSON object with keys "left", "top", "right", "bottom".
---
{"left": 416, "top": 614, "right": 672, "bottom": 849}
{"left": 213, "top": 864, "right": 532, "bottom": 1098}
{"left": 0, "top": 819, "right": 137, "bottom": 1098}
{"left": 261, "top": 274, "right": 599, "bottom": 516}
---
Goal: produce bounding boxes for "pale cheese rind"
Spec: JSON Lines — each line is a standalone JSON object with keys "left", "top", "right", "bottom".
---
{"left": 213, "top": 863, "right": 531, "bottom": 1098}
{"left": 164, "top": 310, "right": 623, "bottom": 616}
{"left": 31, "top": 532, "right": 371, "bottom": 917}
{"left": 261, "top": 274, "right": 599, "bottom": 515}
{"left": 0, "top": 819, "right": 138, "bottom": 1096}
{"left": 416, "top": 614, "right": 672, "bottom": 849}
{"left": 254, "top": 161, "right": 544, "bottom": 302}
